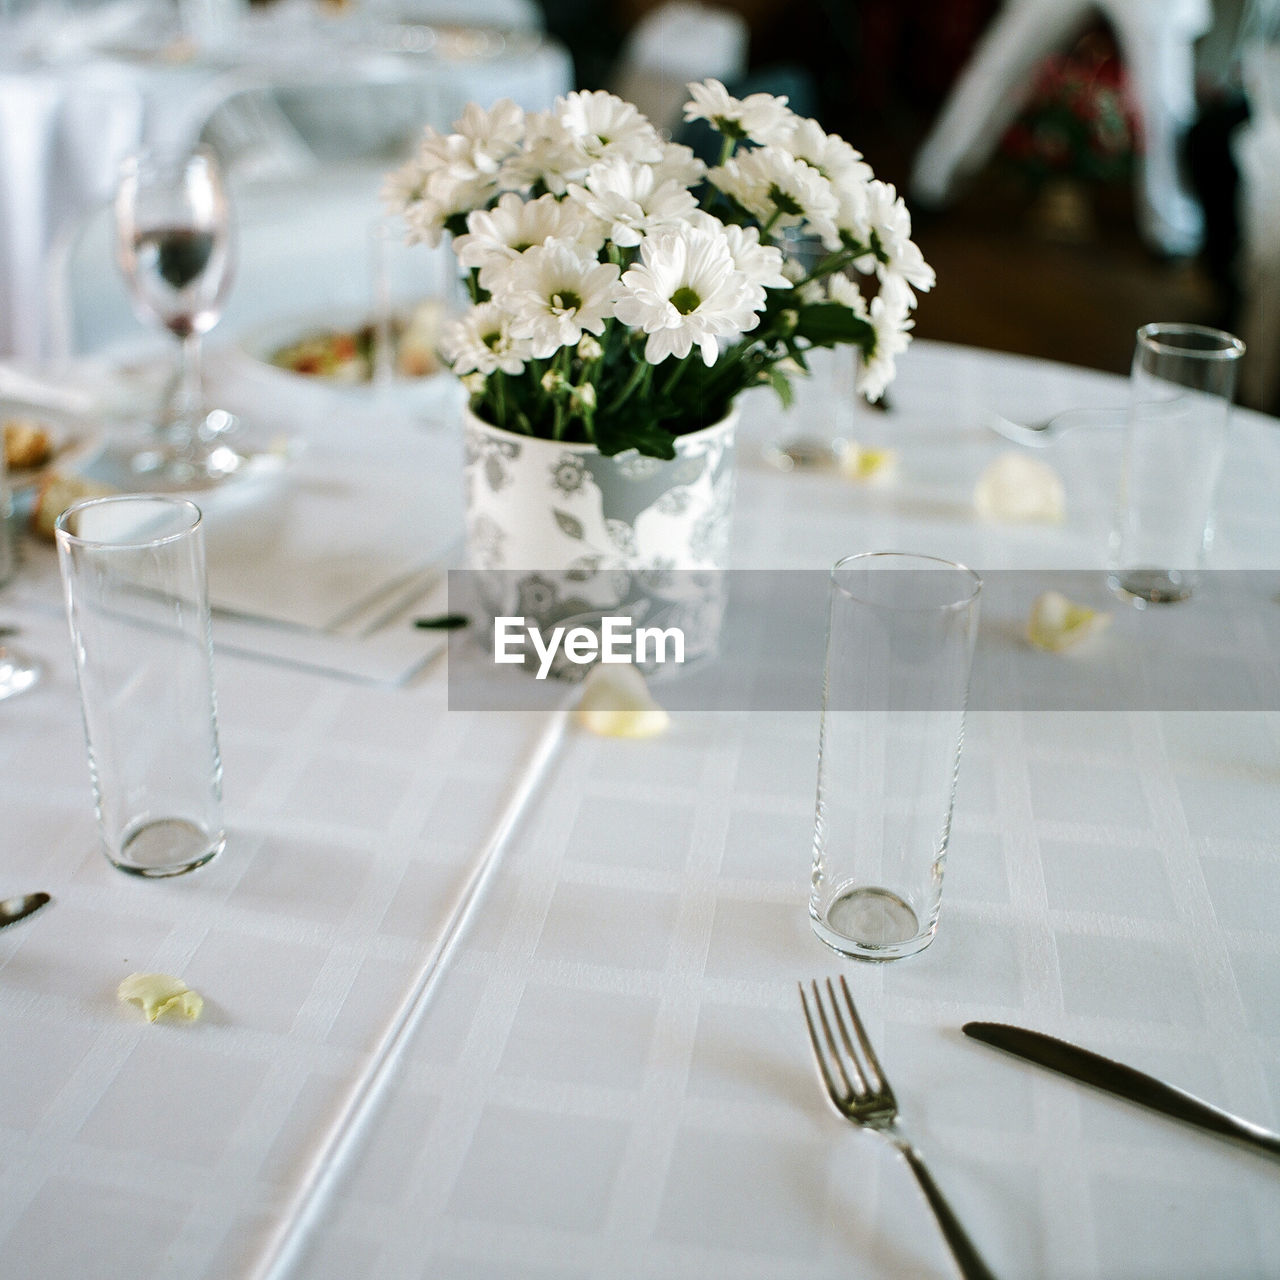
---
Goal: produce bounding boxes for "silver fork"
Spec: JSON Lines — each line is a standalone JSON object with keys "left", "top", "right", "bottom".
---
{"left": 800, "top": 977, "right": 998, "bottom": 1280}
{"left": 987, "top": 405, "right": 1123, "bottom": 448}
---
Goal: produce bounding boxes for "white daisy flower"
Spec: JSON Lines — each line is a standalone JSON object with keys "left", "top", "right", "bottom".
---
{"left": 858, "top": 286, "right": 914, "bottom": 402}
{"left": 719, "top": 222, "right": 789, "bottom": 294}
{"left": 865, "top": 180, "right": 936, "bottom": 293}
{"left": 683, "top": 78, "right": 794, "bottom": 145}
{"left": 382, "top": 153, "right": 430, "bottom": 214}
{"left": 615, "top": 226, "right": 761, "bottom": 366}
{"left": 388, "top": 124, "right": 512, "bottom": 246}
{"left": 498, "top": 110, "right": 590, "bottom": 195}
{"left": 500, "top": 240, "right": 621, "bottom": 359}
{"left": 567, "top": 158, "right": 699, "bottom": 248}
{"left": 454, "top": 191, "right": 597, "bottom": 281}
{"left": 440, "top": 301, "right": 531, "bottom": 376}
{"left": 826, "top": 270, "right": 869, "bottom": 318}
{"left": 650, "top": 141, "right": 706, "bottom": 190}
{"left": 557, "top": 90, "right": 664, "bottom": 165}
{"left": 708, "top": 146, "right": 841, "bottom": 248}
{"left": 782, "top": 116, "right": 877, "bottom": 248}
{"left": 452, "top": 98, "right": 525, "bottom": 175}
{"left": 785, "top": 117, "right": 872, "bottom": 192}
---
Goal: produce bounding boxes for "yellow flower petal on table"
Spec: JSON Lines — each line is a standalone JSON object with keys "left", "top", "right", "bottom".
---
{"left": 974, "top": 453, "right": 1065, "bottom": 523}
{"left": 838, "top": 442, "right": 899, "bottom": 485}
{"left": 117, "top": 973, "right": 204, "bottom": 1023}
{"left": 574, "top": 663, "right": 670, "bottom": 738}
{"left": 1026, "top": 591, "right": 1111, "bottom": 652}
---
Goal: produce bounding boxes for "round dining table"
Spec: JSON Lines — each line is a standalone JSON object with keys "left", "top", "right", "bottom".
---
{"left": 1, "top": 334, "right": 1278, "bottom": 1279}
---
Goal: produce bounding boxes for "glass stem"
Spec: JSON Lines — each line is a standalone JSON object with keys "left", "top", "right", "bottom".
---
{"left": 168, "top": 331, "right": 204, "bottom": 438}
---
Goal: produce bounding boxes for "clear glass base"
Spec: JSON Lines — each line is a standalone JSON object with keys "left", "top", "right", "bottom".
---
{"left": 1107, "top": 567, "right": 1195, "bottom": 606}
{"left": 811, "top": 886, "right": 935, "bottom": 961}
{"left": 103, "top": 411, "right": 282, "bottom": 494}
{"left": 0, "top": 644, "right": 41, "bottom": 700}
{"left": 762, "top": 434, "right": 841, "bottom": 472}
{"left": 110, "top": 817, "right": 224, "bottom": 877}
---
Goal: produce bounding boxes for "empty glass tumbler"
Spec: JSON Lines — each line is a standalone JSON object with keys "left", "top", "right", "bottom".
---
{"left": 56, "top": 496, "right": 225, "bottom": 876}
{"left": 810, "top": 553, "right": 981, "bottom": 960}
{"left": 1108, "top": 323, "right": 1246, "bottom": 604}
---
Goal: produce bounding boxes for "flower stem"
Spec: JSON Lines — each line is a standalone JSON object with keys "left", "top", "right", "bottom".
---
{"left": 608, "top": 354, "right": 652, "bottom": 414}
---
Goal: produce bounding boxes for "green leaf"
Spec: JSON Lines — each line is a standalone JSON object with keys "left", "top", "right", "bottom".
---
{"left": 767, "top": 366, "right": 795, "bottom": 408}
{"left": 593, "top": 416, "right": 678, "bottom": 460}
{"left": 794, "top": 305, "right": 875, "bottom": 349}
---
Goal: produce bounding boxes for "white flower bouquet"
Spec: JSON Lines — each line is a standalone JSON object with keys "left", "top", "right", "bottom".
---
{"left": 386, "top": 80, "right": 934, "bottom": 459}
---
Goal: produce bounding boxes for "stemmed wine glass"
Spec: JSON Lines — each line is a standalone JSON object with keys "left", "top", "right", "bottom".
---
{"left": 114, "top": 147, "right": 247, "bottom": 489}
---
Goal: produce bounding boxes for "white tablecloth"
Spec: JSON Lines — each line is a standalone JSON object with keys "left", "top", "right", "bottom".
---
{"left": 0, "top": 10, "right": 571, "bottom": 360}
{"left": 2, "top": 339, "right": 1279, "bottom": 1279}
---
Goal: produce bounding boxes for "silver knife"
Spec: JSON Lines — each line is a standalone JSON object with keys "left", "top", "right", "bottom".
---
{"left": 0, "top": 892, "right": 51, "bottom": 929}
{"left": 963, "top": 1021, "right": 1280, "bottom": 1160}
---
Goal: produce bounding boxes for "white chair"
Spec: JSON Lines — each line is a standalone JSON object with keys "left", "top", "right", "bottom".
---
{"left": 611, "top": 1, "right": 748, "bottom": 135}
{"left": 910, "top": 0, "right": 1212, "bottom": 257}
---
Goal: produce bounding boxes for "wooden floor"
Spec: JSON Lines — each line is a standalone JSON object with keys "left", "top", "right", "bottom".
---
{"left": 860, "top": 126, "right": 1220, "bottom": 378}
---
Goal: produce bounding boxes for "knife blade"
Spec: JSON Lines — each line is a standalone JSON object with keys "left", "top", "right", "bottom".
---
{"left": 963, "top": 1021, "right": 1280, "bottom": 1160}
{"left": 0, "top": 892, "right": 51, "bottom": 930}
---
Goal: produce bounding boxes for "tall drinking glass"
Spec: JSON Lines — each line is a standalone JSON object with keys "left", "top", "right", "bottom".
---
{"left": 56, "top": 496, "right": 225, "bottom": 877}
{"left": 115, "top": 148, "right": 246, "bottom": 489}
{"left": 1108, "top": 323, "right": 1245, "bottom": 604}
{"left": 810, "top": 553, "right": 981, "bottom": 960}
{"left": 763, "top": 232, "right": 860, "bottom": 470}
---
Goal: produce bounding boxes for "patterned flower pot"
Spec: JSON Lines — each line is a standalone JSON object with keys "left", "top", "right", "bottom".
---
{"left": 462, "top": 406, "right": 738, "bottom": 676}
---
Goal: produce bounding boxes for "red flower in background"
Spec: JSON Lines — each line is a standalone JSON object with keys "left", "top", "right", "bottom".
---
{"left": 1000, "top": 28, "right": 1139, "bottom": 186}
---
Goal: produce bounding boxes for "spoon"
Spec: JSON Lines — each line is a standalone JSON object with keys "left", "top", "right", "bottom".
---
{"left": 0, "top": 892, "right": 51, "bottom": 929}
{"left": 988, "top": 405, "right": 1124, "bottom": 447}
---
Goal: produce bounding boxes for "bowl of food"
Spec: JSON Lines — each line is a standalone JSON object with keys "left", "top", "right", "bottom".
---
{"left": 249, "top": 299, "right": 448, "bottom": 388}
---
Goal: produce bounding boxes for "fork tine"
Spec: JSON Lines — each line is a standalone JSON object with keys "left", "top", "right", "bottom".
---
{"left": 836, "top": 975, "right": 889, "bottom": 1096}
{"left": 822, "top": 978, "right": 870, "bottom": 1096}
{"left": 809, "top": 980, "right": 864, "bottom": 1099}
{"left": 799, "top": 982, "right": 844, "bottom": 1105}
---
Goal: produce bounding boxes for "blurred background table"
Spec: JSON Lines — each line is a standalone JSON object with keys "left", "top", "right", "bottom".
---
{"left": 0, "top": 0, "right": 571, "bottom": 359}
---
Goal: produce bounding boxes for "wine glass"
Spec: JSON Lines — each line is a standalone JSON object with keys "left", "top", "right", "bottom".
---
{"left": 114, "top": 147, "right": 247, "bottom": 489}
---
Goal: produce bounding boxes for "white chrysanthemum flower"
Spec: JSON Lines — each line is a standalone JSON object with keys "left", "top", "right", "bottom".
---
{"left": 865, "top": 180, "right": 936, "bottom": 293}
{"left": 683, "top": 78, "right": 794, "bottom": 145}
{"left": 498, "top": 109, "right": 590, "bottom": 195}
{"left": 826, "top": 270, "right": 869, "bottom": 318}
{"left": 500, "top": 240, "right": 621, "bottom": 359}
{"left": 858, "top": 286, "right": 914, "bottom": 402}
{"left": 387, "top": 126, "right": 507, "bottom": 246}
{"left": 783, "top": 116, "right": 876, "bottom": 247}
{"left": 650, "top": 141, "right": 706, "bottom": 189}
{"left": 558, "top": 89, "right": 664, "bottom": 165}
{"left": 383, "top": 153, "right": 430, "bottom": 214}
{"left": 452, "top": 98, "right": 525, "bottom": 175}
{"left": 440, "top": 301, "right": 531, "bottom": 376}
{"left": 786, "top": 117, "right": 872, "bottom": 189}
{"left": 720, "top": 223, "right": 789, "bottom": 293}
{"left": 455, "top": 191, "right": 596, "bottom": 281}
{"left": 567, "top": 159, "right": 698, "bottom": 248}
{"left": 615, "top": 226, "right": 761, "bottom": 366}
{"left": 708, "top": 146, "right": 841, "bottom": 248}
